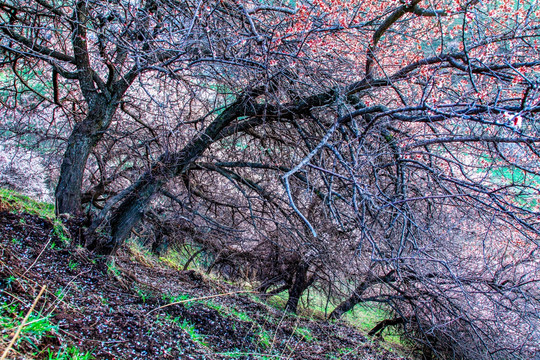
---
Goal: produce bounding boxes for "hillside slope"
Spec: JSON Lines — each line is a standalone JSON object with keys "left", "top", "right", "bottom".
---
{"left": 0, "top": 192, "right": 414, "bottom": 360}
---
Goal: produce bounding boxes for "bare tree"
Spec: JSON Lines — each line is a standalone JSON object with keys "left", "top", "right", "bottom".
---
{"left": 2, "top": 0, "right": 540, "bottom": 357}
{"left": 0, "top": 0, "right": 274, "bottom": 214}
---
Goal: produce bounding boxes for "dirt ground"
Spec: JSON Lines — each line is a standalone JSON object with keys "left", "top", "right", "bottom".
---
{"left": 0, "top": 210, "right": 414, "bottom": 359}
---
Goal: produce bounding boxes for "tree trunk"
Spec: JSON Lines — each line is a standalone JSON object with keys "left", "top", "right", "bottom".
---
{"left": 88, "top": 174, "right": 163, "bottom": 254}
{"left": 55, "top": 97, "right": 117, "bottom": 215}
{"left": 368, "top": 317, "right": 404, "bottom": 337}
{"left": 329, "top": 271, "right": 395, "bottom": 320}
{"left": 285, "top": 260, "right": 313, "bottom": 314}
{"left": 55, "top": 121, "right": 96, "bottom": 215}
{"left": 257, "top": 275, "right": 286, "bottom": 294}
{"left": 329, "top": 276, "right": 374, "bottom": 320}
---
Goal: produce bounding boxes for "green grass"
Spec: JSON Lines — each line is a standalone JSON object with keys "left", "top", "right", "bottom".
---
{"left": 266, "top": 289, "right": 328, "bottom": 319}
{"left": 68, "top": 260, "right": 79, "bottom": 271}
{"left": 0, "top": 188, "right": 70, "bottom": 243}
{"left": 0, "top": 67, "right": 51, "bottom": 106}
{"left": 159, "top": 249, "right": 185, "bottom": 269}
{"left": 0, "top": 300, "right": 57, "bottom": 350}
{"left": 342, "top": 304, "right": 405, "bottom": 347}
{"left": 491, "top": 167, "right": 540, "bottom": 209}
{"left": 47, "top": 345, "right": 94, "bottom": 360}
{"left": 266, "top": 287, "right": 408, "bottom": 352}
{"left": 159, "top": 244, "right": 209, "bottom": 271}
{"left": 126, "top": 240, "right": 154, "bottom": 258}
{"left": 342, "top": 304, "right": 389, "bottom": 330}
{"left": 227, "top": 306, "right": 252, "bottom": 322}
{"left": 194, "top": 297, "right": 279, "bottom": 354}
{"left": 178, "top": 319, "right": 208, "bottom": 347}
{"left": 256, "top": 328, "right": 273, "bottom": 350}
{"left": 133, "top": 285, "right": 150, "bottom": 303}
{"left": 474, "top": 157, "right": 540, "bottom": 211}
{"left": 266, "top": 292, "right": 288, "bottom": 310}
{"left": 293, "top": 326, "right": 314, "bottom": 342}
{"left": 325, "top": 348, "right": 350, "bottom": 359}
{"left": 158, "top": 312, "right": 205, "bottom": 344}
{"left": 163, "top": 293, "right": 255, "bottom": 324}
{"left": 0, "top": 188, "right": 55, "bottom": 218}
{"left": 106, "top": 260, "right": 122, "bottom": 278}
{"left": 219, "top": 351, "right": 275, "bottom": 359}
{"left": 162, "top": 293, "right": 195, "bottom": 308}
{"left": 206, "top": 300, "right": 253, "bottom": 322}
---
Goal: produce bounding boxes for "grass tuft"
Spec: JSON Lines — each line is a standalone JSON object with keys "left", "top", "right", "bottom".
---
{"left": 179, "top": 319, "right": 208, "bottom": 347}
{"left": 0, "top": 188, "right": 55, "bottom": 218}
{"left": 0, "top": 188, "right": 70, "bottom": 243}
{"left": 47, "top": 345, "right": 94, "bottom": 360}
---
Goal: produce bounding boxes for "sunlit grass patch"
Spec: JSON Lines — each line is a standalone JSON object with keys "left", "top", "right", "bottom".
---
{"left": 343, "top": 304, "right": 409, "bottom": 352}
{"left": 0, "top": 188, "right": 69, "bottom": 243}
{"left": 266, "top": 292, "right": 287, "bottom": 310}
{"left": 206, "top": 300, "right": 253, "bottom": 323}
{"left": 126, "top": 240, "right": 158, "bottom": 268}
{"left": 342, "top": 303, "right": 389, "bottom": 331}
{"left": 255, "top": 328, "right": 273, "bottom": 350}
{"left": 158, "top": 243, "right": 209, "bottom": 271}
{"left": 293, "top": 326, "right": 314, "bottom": 342}
{"left": 0, "top": 188, "right": 54, "bottom": 218}
{"left": 265, "top": 287, "right": 410, "bottom": 354}
{"left": 179, "top": 319, "right": 208, "bottom": 347}
{"left": 266, "top": 289, "right": 328, "bottom": 319}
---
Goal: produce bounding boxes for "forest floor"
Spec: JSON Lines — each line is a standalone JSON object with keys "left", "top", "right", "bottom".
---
{"left": 0, "top": 191, "right": 416, "bottom": 360}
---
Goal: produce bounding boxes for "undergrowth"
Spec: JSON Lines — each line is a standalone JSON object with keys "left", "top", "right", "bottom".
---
{"left": 149, "top": 239, "right": 412, "bottom": 357}
{"left": 0, "top": 285, "right": 92, "bottom": 360}
{"left": 0, "top": 301, "right": 57, "bottom": 350}
{"left": 0, "top": 189, "right": 92, "bottom": 359}
{"left": 0, "top": 191, "right": 415, "bottom": 359}
{"left": 0, "top": 188, "right": 69, "bottom": 243}
{"left": 47, "top": 345, "right": 94, "bottom": 360}
{"left": 158, "top": 243, "right": 209, "bottom": 271}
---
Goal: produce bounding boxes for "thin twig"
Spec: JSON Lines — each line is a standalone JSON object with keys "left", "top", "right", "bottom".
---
{"left": 23, "top": 237, "right": 52, "bottom": 276}
{"left": 146, "top": 290, "right": 253, "bottom": 315}
{"left": 1, "top": 285, "right": 47, "bottom": 360}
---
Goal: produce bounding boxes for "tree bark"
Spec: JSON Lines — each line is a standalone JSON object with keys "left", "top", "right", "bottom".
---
{"left": 285, "top": 260, "right": 314, "bottom": 314}
{"left": 87, "top": 173, "right": 163, "bottom": 254}
{"left": 55, "top": 98, "right": 117, "bottom": 215}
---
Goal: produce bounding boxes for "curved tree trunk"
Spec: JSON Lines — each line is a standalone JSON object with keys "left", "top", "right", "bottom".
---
{"left": 329, "top": 271, "right": 395, "bottom": 320}
{"left": 368, "top": 317, "right": 404, "bottom": 337}
{"left": 88, "top": 173, "right": 164, "bottom": 254}
{"left": 55, "top": 98, "right": 118, "bottom": 215}
{"left": 285, "top": 260, "right": 314, "bottom": 314}
{"left": 329, "top": 275, "right": 374, "bottom": 320}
